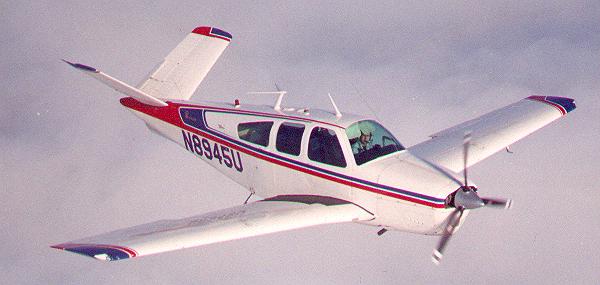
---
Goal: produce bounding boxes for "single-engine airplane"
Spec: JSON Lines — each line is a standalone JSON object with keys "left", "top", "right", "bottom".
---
{"left": 53, "top": 26, "right": 576, "bottom": 264}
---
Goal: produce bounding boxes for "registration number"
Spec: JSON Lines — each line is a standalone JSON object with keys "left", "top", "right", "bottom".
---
{"left": 182, "top": 130, "right": 243, "bottom": 172}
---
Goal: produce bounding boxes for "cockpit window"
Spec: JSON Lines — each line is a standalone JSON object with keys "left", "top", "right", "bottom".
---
{"left": 346, "top": 120, "right": 404, "bottom": 165}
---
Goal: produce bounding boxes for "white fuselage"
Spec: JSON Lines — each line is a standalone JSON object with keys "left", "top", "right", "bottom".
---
{"left": 121, "top": 97, "right": 467, "bottom": 236}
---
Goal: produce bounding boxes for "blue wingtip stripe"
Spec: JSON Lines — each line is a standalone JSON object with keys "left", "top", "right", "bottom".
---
{"left": 527, "top": 95, "right": 576, "bottom": 115}
{"left": 546, "top": 96, "right": 576, "bottom": 113}
{"left": 210, "top": 27, "right": 232, "bottom": 39}
{"left": 63, "top": 246, "right": 131, "bottom": 261}
{"left": 52, "top": 243, "right": 138, "bottom": 261}
{"left": 62, "top": 59, "right": 98, "bottom": 72}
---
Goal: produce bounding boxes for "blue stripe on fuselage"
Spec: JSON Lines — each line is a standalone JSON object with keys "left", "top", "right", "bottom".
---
{"left": 178, "top": 107, "right": 446, "bottom": 205}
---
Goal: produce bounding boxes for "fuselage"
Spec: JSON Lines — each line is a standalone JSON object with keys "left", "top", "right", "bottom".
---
{"left": 120, "top": 97, "right": 468, "bottom": 235}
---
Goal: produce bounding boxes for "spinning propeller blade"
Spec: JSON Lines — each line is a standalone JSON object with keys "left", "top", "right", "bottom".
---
{"left": 431, "top": 132, "right": 512, "bottom": 264}
{"left": 432, "top": 207, "right": 463, "bottom": 265}
{"left": 482, "top": 197, "right": 513, "bottom": 209}
{"left": 463, "top": 132, "right": 471, "bottom": 187}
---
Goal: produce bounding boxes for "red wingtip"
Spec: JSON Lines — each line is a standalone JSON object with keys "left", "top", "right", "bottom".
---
{"left": 192, "top": 26, "right": 211, "bottom": 35}
{"left": 50, "top": 244, "right": 66, "bottom": 250}
{"left": 192, "top": 26, "right": 232, "bottom": 42}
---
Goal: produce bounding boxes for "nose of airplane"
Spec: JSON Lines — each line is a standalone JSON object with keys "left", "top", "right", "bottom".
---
{"left": 377, "top": 156, "right": 459, "bottom": 206}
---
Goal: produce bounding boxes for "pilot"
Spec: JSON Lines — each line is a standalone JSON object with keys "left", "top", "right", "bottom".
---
{"left": 352, "top": 127, "right": 373, "bottom": 154}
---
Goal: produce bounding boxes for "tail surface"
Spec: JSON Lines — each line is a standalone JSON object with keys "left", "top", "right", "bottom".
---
{"left": 137, "top": 26, "right": 232, "bottom": 101}
{"left": 63, "top": 60, "right": 167, "bottom": 107}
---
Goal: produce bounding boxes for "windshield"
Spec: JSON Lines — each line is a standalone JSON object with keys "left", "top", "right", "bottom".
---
{"left": 346, "top": 120, "right": 404, "bottom": 165}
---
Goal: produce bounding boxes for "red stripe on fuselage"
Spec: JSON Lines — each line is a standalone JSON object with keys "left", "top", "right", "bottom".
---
{"left": 120, "top": 98, "right": 445, "bottom": 208}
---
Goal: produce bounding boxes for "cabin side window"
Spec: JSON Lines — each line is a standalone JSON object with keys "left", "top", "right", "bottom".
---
{"left": 308, "top": 127, "right": 346, "bottom": 167}
{"left": 276, "top": 122, "right": 305, "bottom": 156}
{"left": 180, "top": 108, "right": 205, "bottom": 130}
{"left": 238, "top": 121, "right": 274, "bottom": 147}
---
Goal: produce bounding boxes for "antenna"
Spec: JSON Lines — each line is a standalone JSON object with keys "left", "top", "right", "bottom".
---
{"left": 350, "top": 80, "right": 383, "bottom": 123}
{"left": 328, "top": 93, "right": 342, "bottom": 118}
{"left": 247, "top": 84, "right": 287, "bottom": 111}
{"left": 247, "top": 91, "right": 287, "bottom": 111}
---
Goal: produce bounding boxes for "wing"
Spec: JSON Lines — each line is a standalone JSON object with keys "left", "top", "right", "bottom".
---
{"left": 409, "top": 96, "right": 576, "bottom": 172}
{"left": 138, "top": 26, "right": 232, "bottom": 101}
{"left": 51, "top": 195, "right": 373, "bottom": 261}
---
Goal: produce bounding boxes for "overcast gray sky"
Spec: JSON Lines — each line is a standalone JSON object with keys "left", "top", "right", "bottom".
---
{"left": 2, "top": 1, "right": 600, "bottom": 284}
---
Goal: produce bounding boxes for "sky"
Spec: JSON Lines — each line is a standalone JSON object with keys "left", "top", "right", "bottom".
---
{"left": 2, "top": 1, "right": 600, "bottom": 284}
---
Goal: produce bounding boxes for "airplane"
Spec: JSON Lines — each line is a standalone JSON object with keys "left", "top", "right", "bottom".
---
{"left": 52, "top": 26, "right": 576, "bottom": 264}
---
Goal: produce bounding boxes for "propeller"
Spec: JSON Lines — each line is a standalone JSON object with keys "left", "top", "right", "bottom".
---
{"left": 431, "top": 132, "right": 512, "bottom": 265}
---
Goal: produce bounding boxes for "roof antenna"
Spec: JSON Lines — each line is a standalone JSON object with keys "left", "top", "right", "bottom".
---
{"left": 328, "top": 93, "right": 342, "bottom": 118}
{"left": 273, "top": 83, "right": 285, "bottom": 111}
{"left": 350, "top": 81, "right": 383, "bottom": 122}
{"left": 247, "top": 83, "right": 287, "bottom": 111}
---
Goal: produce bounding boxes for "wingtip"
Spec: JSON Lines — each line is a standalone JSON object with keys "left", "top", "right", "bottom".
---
{"left": 431, "top": 250, "right": 443, "bottom": 265}
{"left": 192, "top": 26, "right": 232, "bottom": 42}
{"left": 50, "top": 243, "right": 66, "bottom": 250}
{"left": 505, "top": 199, "right": 513, "bottom": 209}
{"left": 526, "top": 95, "right": 576, "bottom": 115}
{"left": 62, "top": 59, "right": 98, "bottom": 73}
{"left": 50, "top": 243, "right": 137, "bottom": 261}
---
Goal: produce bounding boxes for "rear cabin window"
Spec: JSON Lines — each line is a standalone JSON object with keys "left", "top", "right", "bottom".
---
{"left": 276, "top": 123, "right": 305, "bottom": 156}
{"left": 180, "top": 108, "right": 204, "bottom": 130}
{"left": 238, "top": 121, "right": 273, "bottom": 147}
{"left": 308, "top": 127, "right": 346, "bottom": 167}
